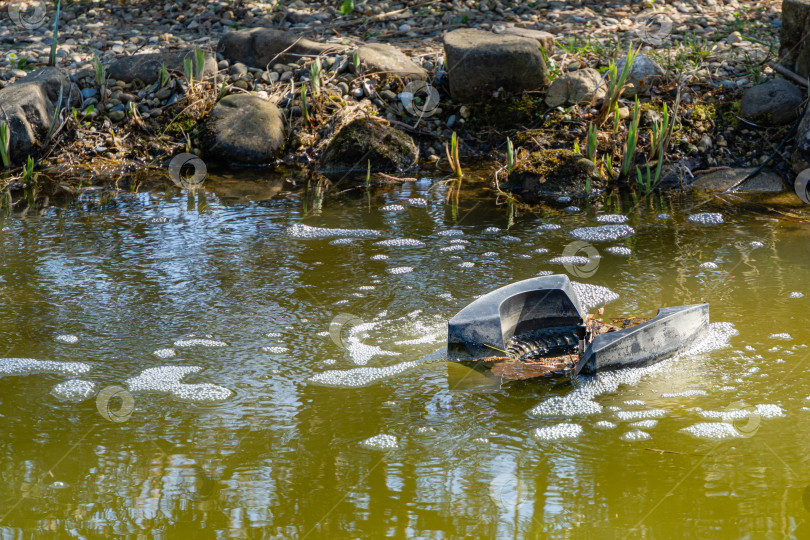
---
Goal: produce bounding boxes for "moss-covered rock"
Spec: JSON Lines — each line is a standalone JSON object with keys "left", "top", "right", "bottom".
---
{"left": 317, "top": 118, "right": 419, "bottom": 182}
{"left": 502, "top": 149, "right": 602, "bottom": 203}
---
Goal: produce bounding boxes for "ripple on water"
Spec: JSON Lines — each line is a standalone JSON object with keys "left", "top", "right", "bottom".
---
{"left": 286, "top": 223, "right": 381, "bottom": 239}
{"left": 534, "top": 423, "right": 583, "bottom": 441}
{"left": 50, "top": 379, "right": 97, "bottom": 402}
{"left": 688, "top": 212, "right": 724, "bottom": 225}
{"left": 0, "top": 358, "right": 91, "bottom": 377}
{"left": 125, "top": 366, "right": 232, "bottom": 401}
{"left": 570, "top": 224, "right": 634, "bottom": 242}
{"left": 596, "top": 214, "right": 629, "bottom": 224}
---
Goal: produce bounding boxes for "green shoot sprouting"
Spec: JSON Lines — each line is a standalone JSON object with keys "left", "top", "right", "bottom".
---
{"left": 0, "top": 122, "right": 10, "bottom": 168}
{"left": 506, "top": 137, "right": 515, "bottom": 173}
{"left": 49, "top": 0, "right": 61, "bottom": 67}
{"left": 365, "top": 159, "right": 371, "bottom": 187}
{"left": 573, "top": 140, "right": 581, "bottom": 154}
{"left": 649, "top": 102, "right": 670, "bottom": 163}
{"left": 352, "top": 50, "right": 361, "bottom": 74}
{"left": 585, "top": 123, "right": 597, "bottom": 161}
{"left": 341, "top": 0, "right": 355, "bottom": 15}
{"left": 445, "top": 131, "right": 462, "bottom": 179}
{"left": 159, "top": 62, "right": 169, "bottom": 89}
{"left": 310, "top": 57, "right": 321, "bottom": 96}
{"left": 621, "top": 97, "right": 641, "bottom": 179}
{"left": 184, "top": 56, "right": 194, "bottom": 90}
{"left": 301, "top": 85, "right": 310, "bottom": 127}
{"left": 598, "top": 43, "right": 640, "bottom": 125}
{"left": 612, "top": 102, "right": 620, "bottom": 134}
{"left": 22, "top": 155, "right": 34, "bottom": 184}
{"left": 194, "top": 48, "right": 205, "bottom": 79}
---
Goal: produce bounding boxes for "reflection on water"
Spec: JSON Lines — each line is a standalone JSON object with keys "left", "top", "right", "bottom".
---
{"left": 0, "top": 176, "right": 810, "bottom": 538}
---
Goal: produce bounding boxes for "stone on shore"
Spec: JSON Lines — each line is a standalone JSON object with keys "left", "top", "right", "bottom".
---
{"left": 497, "top": 27, "right": 555, "bottom": 52}
{"left": 443, "top": 29, "right": 548, "bottom": 103}
{"left": 0, "top": 67, "right": 79, "bottom": 166}
{"left": 779, "top": 0, "right": 810, "bottom": 78}
{"left": 218, "top": 28, "right": 335, "bottom": 68}
{"left": 740, "top": 79, "right": 802, "bottom": 126}
{"left": 356, "top": 43, "right": 427, "bottom": 80}
{"left": 107, "top": 49, "right": 217, "bottom": 84}
{"left": 318, "top": 118, "right": 419, "bottom": 182}
{"left": 545, "top": 68, "right": 606, "bottom": 107}
{"left": 615, "top": 54, "right": 663, "bottom": 97}
{"left": 691, "top": 168, "right": 786, "bottom": 192}
{"left": 201, "top": 95, "right": 285, "bottom": 164}
{"left": 501, "top": 149, "right": 601, "bottom": 203}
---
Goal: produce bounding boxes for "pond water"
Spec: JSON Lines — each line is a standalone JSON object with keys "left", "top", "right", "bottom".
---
{"left": 1, "top": 175, "right": 809, "bottom": 538}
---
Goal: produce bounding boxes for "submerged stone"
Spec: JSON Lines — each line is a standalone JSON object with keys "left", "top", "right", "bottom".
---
{"left": 502, "top": 149, "right": 601, "bottom": 203}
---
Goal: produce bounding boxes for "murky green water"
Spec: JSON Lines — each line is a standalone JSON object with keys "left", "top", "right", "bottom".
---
{"left": 1, "top": 176, "right": 810, "bottom": 539}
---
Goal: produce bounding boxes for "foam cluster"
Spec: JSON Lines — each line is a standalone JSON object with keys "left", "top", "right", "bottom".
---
{"left": 308, "top": 360, "right": 423, "bottom": 388}
{"left": 440, "top": 245, "right": 465, "bottom": 252}
{"left": 688, "top": 213, "right": 724, "bottom": 225}
{"left": 629, "top": 419, "right": 658, "bottom": 429}
{"left": 55, "top": 335, "right": 79, "bottom": 344}
{"left": 549, "top": 256, "right": 590, "bottom": 266}
{"left": 534, "top": 423, "right": 583, "bottom": 440}
{"left": 287, "top": 223, "right": 381, "bottom": 239}
{"left": 594, "top": 421, "right": 616, "bottom": 429}
{"left": 615, "top": 409, "right": 667, "bottom": 420}
{"left": 408, "top": 198, "right": 428, "bottom": 207}
{"left": 360, "top": 433, "right": 399, "bottom": 450}
{"left": 790, "top": 292, "right": 804, "bottom": 299}
{"left": 437, "top": 230, "right": 464, "bottom": 237}
{"left": 387, "top": 267, "right": 414, "bottom": 274}
{"left": 374, "top": 238, "right": 425, "bottom": 247}
{"left": 370, "top": 254, "right": 389, "bottom": 260}
{"left": 681, "top": 422, "right": 741, "bottom": 439}
{"left": 596, "top": 214, "right": 629, "bottom": 224}
{"left": 621, "top": 429, "right": 652, "bottom": 441}
{"left": 380, "top": 204, "right": 406, "bottom": 212}
{"left": 699, "top": 262, "right": 719, "bottom": 269}
{"left": 173, "top": 339, "right": 228, "bottom": 348}
{"left": 570, "top": 224, "right": 634, "bottom": 242}
{"left": 262, "top": 346, "right": 289, "bottom": 353}
{"left": 153, "top": 349, "right": 176, "bottom": 359}
{"left": 125, "top": 366, "right": 232, "bottom": 401}
{"left": 571, "top": 282, "right": 620, "bottom": 310}
{"left": 0, "top": 358, "right": 91, "bottom": 377}
{"left": 484, "top": 227, "right": 501, "bottom": 233}
{"left": 662, "top": 390, "right": 707, "bottom": 398}
{"left": 606, "top": 246, "right": 632, "bottom": 256}
{"left": 770, "top": 333, "right": 792, "bottom": 340}
{"left": 50, "top": 379, "right": 97, "bottom": 402}
{"left": 537, "top": 223, "right": 562, "bottom": 231}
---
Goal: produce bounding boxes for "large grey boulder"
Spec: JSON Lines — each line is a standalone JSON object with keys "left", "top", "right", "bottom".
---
{"left": 545, "top": 68, "right": 605, "bottom": 107}
{"left": 740, "top": 79, "right": 802, "bottom": 126}
{"left": 218, "top": 28, "right": 335, "bottom": 68}
{"left": 318, "top": 118, "right": 419, "bottom": 181}
{"left": 356, "top": 43, "right": 426, "bottom": 80}
{"left": 201, "top": 95, "right": 285, "bottom": 164}
{"left": 0, "top": 68, "right": 78, "bottom": 166}
{"left": 691, "top": 168, "right": 786, "bottom": 192}
{"left": 779, "top": 0, "right": 810, "bottom": 77}
{"left": 615, "top": 54, "right": 663, "bottom": 97}
{"left": 443, "top": 29, "right": 548, "bottom": 103}
{"left": 107, "top": 49, "right": 217, "bottom": 84}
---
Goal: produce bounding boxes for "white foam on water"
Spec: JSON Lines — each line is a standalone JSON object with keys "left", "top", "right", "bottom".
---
{"left": 698, "top": 403, "right": 783, "bottom": 420}
{"left": 629, "top": 419, "right": 658, "bottom": 429}
{"left": 616, "top": 409, "right": 667, "bottom": 420}
{"left": 681, "top": 422, "right": 741, "bottom": 439}
{"left": 749, "top": 241, "right": 764, "bottom": 249}
{"left": 563, "top": 206, "right": 581, "bottom": 214}
{"left": 534, "top": 423, "right": 583, "bottom": 441}
{"left": 358, "top": 286, "right": 376, "bottom": 291}
{"left": 549, "top": 256, "right": 591, "bottom": 265}
{"left": 265, "top": 332, "right": 282, "bottom": 337}
{"left": 483, "top": 251, "right": 498, "bottom": 257}
{"left": 537, "top": 270, "right": 554, "bottom": 276}
{"left": 173, "top": 339, "right": 228, "bottom": 348}
{"left": 483, "top": 227, "right": 501, "bottom": 234}
{"left": 595, "top": 421, "right": 616, "bottom": 430}
{"left": 790, "top": 292, "right": 804, "bottom": 299}
{"left": 438, "top": 293, "right": 453, "bottom": 300}
{"left": 50, "top": 379, "right": 97, "bottom": 402}
{"left": 329, "top": 238, "right": 355, "bottom": 245}
{"left": 287, "top": 223, "right": 381, "bottom": 239}
{"left": 657, "top": 213, "right": 670, "bottom": 220}
{"left": 533, "top": 248, "right": 549, "bottom": 254}
{"left": 262, "top": 346, "right": 289, "bottom": 353}
{"left": 537, "top": 223, "right": 562, "bottom": 231}
{"left": 56, "top": 335, "right": 79, "bottom": 344}
{"left": 437, "top": 230, "right": 464, "bottom": 237}
{"left": 370, "top": 254, "right": 389, "bottom": 260}
{"left": 408, "top": 198, "right": 428, "bottom": 207}
{"left": 770, "top": 333, "right": 792, "bottom": 340}
{"left": 571, "top": 282, "right": 620, "bottom": 311}
{"left": 360, "top": 434, "right": 399, "bottom": 450}
{"left": 395, "top": 333, "right": 443, "bottom": 345}
{"left": 380, "top": 204, "right": 406, "bottom": 212}
{"left": 125, "top": 366, "right": 232, "bottom": 401}
{"left": 153, "top": 349, "right": 176, "bottom": 359}
{"left": 596, "top": 214, "right": 629, "bottom": 224}
{"left": 450, "top": 239, "right": 470, "bottom": 244}
{"left": 308, "top": 359, "right": 423, "bottom": 388}
{"left": 440, "top": 245, "right": 465, "bottom": 252}
{"left": 606, "top": 246, "right": 632, "bottom": 256}
{"left": 624, "top": 400, "right": 645, "bottom": 406}
{"left": 502, "top": 235, "right": 521, "bottom": 243}
{"left": 387, "top": 267, "right": 414, "bottom": 275}
{"left": 0, "top": 358, "right": 91, "bottom": 377}
{"left": 688, "top": 212, "right": 724, "bottom": 225}
{"left": 662, "top": 390, "right": 707, "bottom": 398}
{"left": 459, "top": 262, "right": 475, "bottom": 268}
{"left": 570, "top": 224, "right": 634, "bottom": 242}
{"left": 323, "top": 359, "right": 337, "bottom": 365}
{"left": 374, "top": 238, "right": 425, "bottom": 247}
{"left": 530, "top": 322, "right": 736, "bottom": 420}
{"left": 699, "top": 262, "right": 719, "bottom": 269}
{"left": 346, "top": 337, "right": 399, "bottom": 366}
{"left": 621, "top": 429, "right": 652, "bottom": 441}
